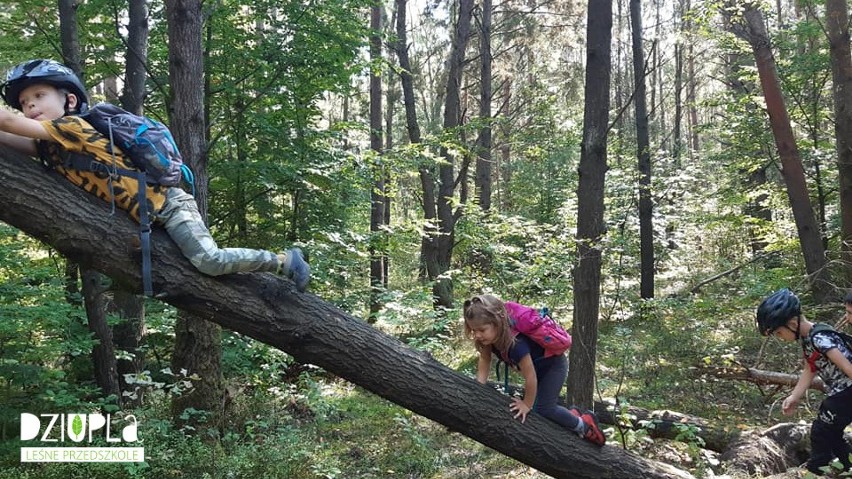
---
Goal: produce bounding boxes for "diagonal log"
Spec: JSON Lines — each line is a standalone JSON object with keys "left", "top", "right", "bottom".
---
{"left": 0, "top": 146, "right": 694, "bottom": 479}
{"left": 698, "top": 365, "right": 826, "bottom": 392}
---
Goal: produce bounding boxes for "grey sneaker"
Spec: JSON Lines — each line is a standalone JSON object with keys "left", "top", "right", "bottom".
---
{"left": 282, "top": 248, "right": 310, "bottom": 292}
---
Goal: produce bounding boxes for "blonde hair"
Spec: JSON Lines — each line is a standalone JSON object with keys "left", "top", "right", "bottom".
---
{"left": 463, "top": 294, "right": 514, "bottom": 354}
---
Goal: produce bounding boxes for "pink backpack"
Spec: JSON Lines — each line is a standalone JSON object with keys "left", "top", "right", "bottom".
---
{"left": 504, "top": 302, "right": 572, "bottom": 359}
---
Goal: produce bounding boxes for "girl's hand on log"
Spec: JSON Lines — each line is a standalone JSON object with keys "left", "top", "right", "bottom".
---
{"left": 510, "top": 397, "right": 531, "bottom": 423}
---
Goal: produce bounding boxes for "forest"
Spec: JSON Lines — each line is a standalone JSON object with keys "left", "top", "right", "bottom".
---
{"left": 1, "top": 0, "right": 851, "bottom": 477}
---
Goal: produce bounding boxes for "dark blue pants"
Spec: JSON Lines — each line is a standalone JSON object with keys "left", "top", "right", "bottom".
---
{"left": 532, "top": 354, "right": 581, "bottom": 431}
{"left": 807, "top": 386, "right": 852, "bottom": 474}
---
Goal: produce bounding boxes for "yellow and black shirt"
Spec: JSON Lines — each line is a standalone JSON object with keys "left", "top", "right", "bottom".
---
{"left": 36, "top": 115, "right": 167, "bottom": 223}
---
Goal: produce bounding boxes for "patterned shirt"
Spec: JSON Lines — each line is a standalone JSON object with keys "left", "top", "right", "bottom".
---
{"left": 803, "top": 327, "right": 852, "bottom": 396}
{"left": 36, "top": 115, "right": 167, "bottom": 222}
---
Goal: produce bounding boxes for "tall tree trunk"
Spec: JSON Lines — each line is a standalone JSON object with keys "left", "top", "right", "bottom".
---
{"left": 686, "top": 2, "right": 699, "bottom": 157}
{"left": 81, "top": 270, "right": 121, "bottom": 402}
{"left": 109, "top": 291, "right": 145, "bottom": 404}
{"left": 475, "top": 0, "right": 493, "bottom": 211}
{"left": 827, "top": 0, "right": 852, "bottom": 286}
{"left": 383, "top": 21, "right": 396, "bottom": 289}
{"left": 64, "top": 261, "right": 81, "bottom": 305}
{"left": 166, "top": 0, "right": 224, "bottom": 430}
{"left": 393, "top": 0, "right": 433, "bottom": 286}
{"left": 721, "top": 11, "right": 770, "bottom": 254}
{"left": 568, "top": 0, "right": 612, "bottom": 410}
{"left": 110, "top": 0, "right": 151, "bottom": 408}
{"left": 674, "top": 2, "right": 683, "bottom": 165}
{"left": 369, "top": 3, "right": 385, "bottom": 319}
{"left": 727, "top": 3, "right": 830, "bottom": 301}
{"left": 654, "top": 0, "right": 665, "bottom": 151}
{"left": 58, "top": 0, "right": 83, "bottom": 78}
{"left": 59, "top": 0, "right": 122, "bottom": 403}
{"left": 499, "top": 78, "right": 512, "bottom": 211}
{"left": 631, "top": 0, "right": 654, "bottom": 299}
{"left": 426, "top": 0, "right": 474, "bottom": 308}
{"left": 395, "top": 0, "right": 472, "bottom": 308}
{"left": 119, "top": 0, "right": 149, "bottom": 114}
{"left": 614, "top": 0, "right": 625, "bottom": 163}
{"left": 393, "top": 0, "right": 421, "bottom": 143}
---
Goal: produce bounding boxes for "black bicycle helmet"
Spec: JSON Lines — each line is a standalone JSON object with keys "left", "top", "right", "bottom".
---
{"left": 756, "top": 288, "right": 801, "bottom": 336}
{"left": 1, "top": 59, "right": 88, "bottom": 113}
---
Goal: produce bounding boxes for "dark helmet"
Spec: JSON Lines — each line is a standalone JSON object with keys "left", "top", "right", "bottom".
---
{"left": 1, "top": 59, "right": 88, "bottom": 113}
{"left": 756, "top": 288, "right": 801, "bottom": 336}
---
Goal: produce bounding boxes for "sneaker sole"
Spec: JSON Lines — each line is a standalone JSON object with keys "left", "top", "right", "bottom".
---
{"left": 581, "top": 411, "right": 606, "bottom": 446}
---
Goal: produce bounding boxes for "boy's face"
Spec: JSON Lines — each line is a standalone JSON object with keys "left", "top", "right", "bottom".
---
{"left": 769, "top": 318, "right": 799, "bottom": 342}
{"left": 17, "top": 84, "right": 75, "bottom": 121}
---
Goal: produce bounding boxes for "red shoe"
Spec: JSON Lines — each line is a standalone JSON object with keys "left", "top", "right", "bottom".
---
{"left": 567, "top": 406, "right": 582, "bottom": 418}
{"left": 580, "top": 410, "right": 606, "bottom": 446}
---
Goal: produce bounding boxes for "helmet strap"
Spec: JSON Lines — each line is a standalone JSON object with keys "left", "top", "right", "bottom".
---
{"left": 795, "top": 315, "right": 802, "bottom": 342}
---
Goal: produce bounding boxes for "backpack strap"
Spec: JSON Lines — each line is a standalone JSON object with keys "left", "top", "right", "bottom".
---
{"left": 60, "top": 151, "right": 155, "bottom": 296}
{"left": 135, "top": 172, "right": 153, "bottom": 297}
{"left": 494, "top": 359, "right": 509, "bottom": 394}
{"left": 180, "top": 164, "right": 195, "bottom": 197}
{"left": 803, "top": 323, "right": 852, "bottom": 373}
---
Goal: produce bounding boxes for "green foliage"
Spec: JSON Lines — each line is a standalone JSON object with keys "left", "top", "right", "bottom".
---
{"left": 0, "top": 226, "right": 110, "bottom": 423}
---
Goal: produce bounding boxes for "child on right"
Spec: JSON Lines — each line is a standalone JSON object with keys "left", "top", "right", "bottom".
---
{"left": 463, "top": 294, "right": 606, "bottom": 446}
{"left": 757, "top": 288, "right": 852, "bottom": 475}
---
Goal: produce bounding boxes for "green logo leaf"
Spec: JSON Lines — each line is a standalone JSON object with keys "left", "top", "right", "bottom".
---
{"left": 72, "top": 415, "right": 83, "bottom": 436}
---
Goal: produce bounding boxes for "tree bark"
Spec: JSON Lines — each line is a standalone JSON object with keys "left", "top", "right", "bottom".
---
{"left": 727, "top": 3, "right": 830, "bottom": 301}
{"left": 120, "top": 0, "right": 149, "bottom": 115}
{"left": 112, "top": 0, "right": 152, "bottom": 407}
{"left": 80, "top": 270, "right": 121, "bottom": 403}
{"left": 686, "top": 2, "right": 699, "bottom": 155}
{"left": 383, "top": 25, "right": 396, "bottom": 289}
{"left": 58, "top": 0, "right": 83, "bottom": 80}
{"left": 58, "top": 0, "right": 122, "bottom": 403}
{"left": 475, "top": 0, "right": 493, "bottom": 212}
{"left": 826, "top": 0, "right": 852, "bottom": 286}
{"left": 369, "top": 2, "right": 385, "bottom": 319}
{"left": 0, "top": 146, "right": 695, "bottom": 479}
{"left": 166, "top": 0, "right": 223, "bottom": 428}
{"left": 425, "top": 0, "right": 475, "bottom": 308}
{"left": 700, "top": 364, "right": 826, "bottom": 392}
{"left": 393, "top": 0, "right": 435, "bottom": 286}
{"left": 568, "top": 0, "right": 612, "bottom": 410}
{"left": 630, "top": 0, "right": 654, "bottom": 299}
{"left": 720, "top": 423, "right": 811, "bottom": 476}
{"left": 109, "top": 291, "right": 146, "bottom": 404}
{"left": 673, "top": 2, "right": 683, "bottom": 165}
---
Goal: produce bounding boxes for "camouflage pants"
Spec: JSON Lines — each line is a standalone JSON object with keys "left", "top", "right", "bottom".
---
{"left": 155, "top": 187, "right": 280, "bottom": 276}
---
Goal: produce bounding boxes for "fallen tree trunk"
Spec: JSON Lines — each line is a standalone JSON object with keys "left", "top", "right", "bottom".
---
{"left": 596, "top": 402, "right": 739, "bottom": 453}
{"left": 0, "top": 147, "right": 695, "bottom": 479}
{"left": 686, "top": 252, "right": 778, "bottom": 294}
{"left": 699, "top": 365, "right": 825, "bottom": 392}
{"left": 495, "top": 383, "right": 739, "bottom": 453}
{"left": 719, "top": 423, "right": 810, "bottom": 476}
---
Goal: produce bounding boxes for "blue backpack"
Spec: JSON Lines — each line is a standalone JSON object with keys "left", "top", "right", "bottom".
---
{"left": 62, "top": 103, "right": 195, "bottom": 296}
{"left": 79, "top": 103, "right": 194, "bottom": 190}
